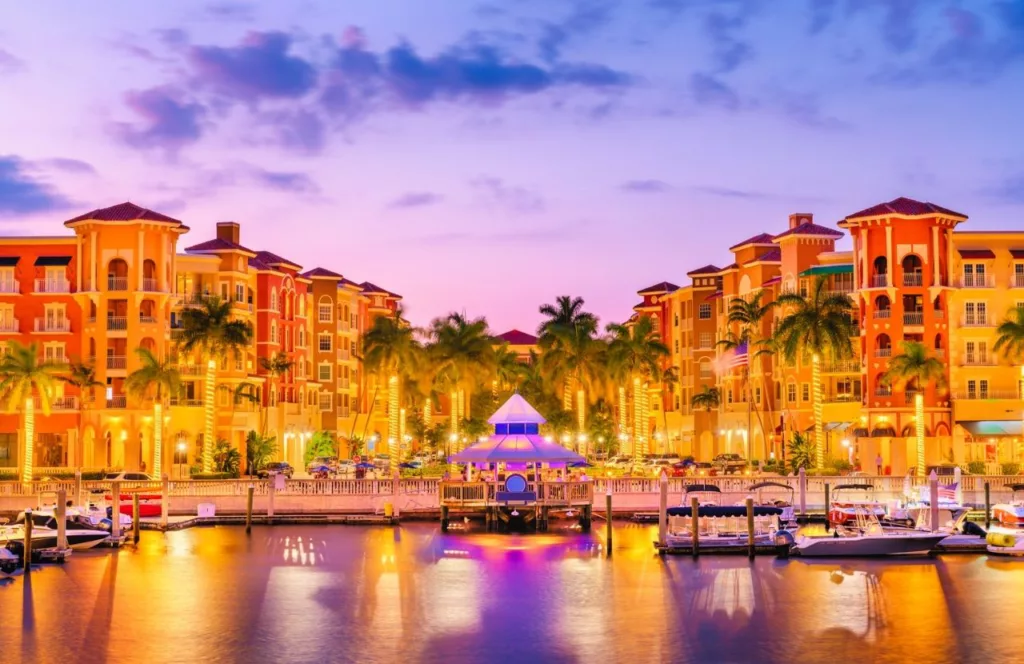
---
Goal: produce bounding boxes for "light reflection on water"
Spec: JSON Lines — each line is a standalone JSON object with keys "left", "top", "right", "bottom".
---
{"left": 3, "top": 523, "right": 1023, "bottom": 664}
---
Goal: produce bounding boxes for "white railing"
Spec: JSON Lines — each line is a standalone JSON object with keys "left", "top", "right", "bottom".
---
{"left": 875, "top": 348, "right": 892, "bottom": 358}
{"left": 954, "top": 390, "right": 1019, "bottom": 400}
{"left": 958, "top": 274, "right": 995, "bottom": 288}
{"left": 870, "top": 274, "right": 888, "bottom": 288}
{"left": 106, "top": 395, "right": 127, "bottom": 409}
{"left": 106, "top": 355, "right": 127, "bottom": 369}
{"left": 1015, "top": 275, "right": 1024, "bottom": 289}
{"left": 107, "top": 316, "right": 128, "bottom": 331}
{"left": 903, "top": 311, "right": 924, "bottom": 325}
{"left": 0, "top": 281, "right": 18, "bottom": 294}
{"left": 0, "top": 318, "right": 20, "bottom": 333}
{"left": 903, "top": 272, "right": 923, "bottom": 287}
{"left": 142, "top": 278, "right": 160, "bottom": 292}
{"left": 873, "top": 309, "right": 891, "bottom": 319}
{"left": 107, "top": 276, "right": 128, "bottom": 291}
{"left": 961, "top": 317, "right": 990, "bottom": 327}
{"left": 34, "top": 317, "right": 71, "bottom": 332}
{"left": 34, "top": 278, "right": 72, "bottom": 293}
{"left": 139, "top": 315, "right": 157, "bottom": 324}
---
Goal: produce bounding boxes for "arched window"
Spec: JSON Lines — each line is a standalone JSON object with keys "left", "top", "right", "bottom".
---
{"left": 318, "top": 296, "right": 332, "bottom": 323}
{"left": 934, "top": 333, "right": 943, "bottom": 350}
{"left": 143, "top": 259, "right": 157, "bottom": 290}
{"left": 270, "top": 288, "right": 278, "bottom": 312}
{"left": 873, "top": 295, "right": 890, "bottom": 320}
{"left": 140, "top": 299, "right": 156, "bottom": 322}
{"left": 271, "top": 322, "right": 278, "bottom": 343}
{"left": 876, "top": 333, "right": 891, "bottom": 357}
{"left": 139, "top": 337, "right": 156, "bottom": 353}
{"left": 738, "top": 274, "right": 751, "bottom": 295}
{"left": 873, "top": 256, "right": 887, "bottom": 279}
{"left": 901, "top": 254, "right": 923, "bottom": 286}
{"left": 107, "top": 258, "right": 128, "bottom": 291}
{"left": 299, "top": 295, "right": 306, "bottom": 317}
{"left": 699, "top": 359, "right": 712, "bottom": 380}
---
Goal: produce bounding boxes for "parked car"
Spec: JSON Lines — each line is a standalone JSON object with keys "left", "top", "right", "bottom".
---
{"left": 645, "top": 459, "right": 676, "bottom": 476}
{"left": 258, "top": 462, "right": 294, "bottom": 479}
{"left": 307, "top": 456, "right": 339, "bottom": 474}
{"left": 336, "top": 459, "right": 356, "bottom": 475}
{"left": 101, "top": 471, "right": 155, "bottom": 482}
{"left": 690, "top": 462, "right": 717, "bottom": 477}
{"left": 605, "top": 455, "right": 633, "bottom": 469}
{"left": 712, "top": 454, "right": 747, "bottom": 474}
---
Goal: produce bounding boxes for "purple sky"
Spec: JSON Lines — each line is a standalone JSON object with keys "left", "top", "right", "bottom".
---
{"left": 1, "top": 1, "right": 1023, "bottom": 332}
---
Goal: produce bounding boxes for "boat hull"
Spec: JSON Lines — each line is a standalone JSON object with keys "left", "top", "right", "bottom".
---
{"left": 794, "top": 533, "right": 946, "bottom": 557}
{"left": 991, "top": 505, "right": 1024, "bottom": 525}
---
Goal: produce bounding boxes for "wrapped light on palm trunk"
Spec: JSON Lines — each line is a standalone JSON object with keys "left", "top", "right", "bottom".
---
{"left": 916, "top": 392, "right": 925, "bottom": 476}
{"left": 203, "top": 358, "right": 216, "bottom": 472}
{"left": 812, "top": 354, "right": 823, "bottom": 468}
{"left": 22, "top": 397, "right": 34, "bottom": 484}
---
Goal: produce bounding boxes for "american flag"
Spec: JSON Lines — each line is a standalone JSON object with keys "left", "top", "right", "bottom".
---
{"left": 727, "top": 342, "right": 749, "bottom": 369}
{"left": 939, "top": 482, "right": 958, "bottom": 501}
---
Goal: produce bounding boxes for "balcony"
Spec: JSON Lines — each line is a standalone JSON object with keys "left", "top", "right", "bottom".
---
{"left": 903, "top": 272, "right": 923, "bottom": 287}
{"left": 339, "top": 407, "right": 351, "bottom": 418}
{"left": 107, "top": 316, "right": 128, "bottom": 331}
{"left": 107, "top": 276, "right": 128, "bottom": 291}
{"left": 169, "top": 397, "right": 204, "bottom": 407}
{"left": 873, "top": 309, "right": 891, "bottom": 320}
{"left": 870, "top": 274, "right": 888, "bottom": 288}
{"left": 232, "top": 299, "right": 253, "bottom": 312}
{"left": 141, "top": 278, "right": 160, "bottom": 292}
{"left": 903, "top": 311, "right": 924, "bottom": 325}
{"left": 170, "top": 327, "right": 184, "bottom": 340}
{"left": 139, "top": 315, "right": 157, "bottom": 324}
{"left": 961, "top": 317, "right": 991, "bottom": 328}
{"left": 177, "top": 364, "right": 204, "bottom": 376}
{"left": 875, "top": 387, "right": 893, "bottom": 397}
{"left": 106, "top": 355, "right": 127, "bottom": 370}
{"left": 106, "top": 395, "right": 127, "bottom": 409}
{"left": 0, "top": 280, "right": 18, "bottom": 294}
{"left": 822, "top": 359, "right": 861, "bottom": 373}
{"left": 934, "top": 309, "right": 945, "bottom": 319}
{"left": 874, "top": 347, "right": 892, "bottom": 358}
{"left": 37, "top": 396, "right": 78, "bottom": 411}
{"left": 1014, "top": 275, "right": 1024, "bottom": 289}
{"left": 34, "top": 318, "right": 71, "bottom": 333}
{"left": 180, "top": 293, "right": 210, "bottom": 307}
{"left": 957, "top": 274, "right": 995, "bottom": 289}
{"left": 338, "top": 349, "right": 351, "bottom": 361}
{"left": 0, "top": 318, "right": 20, "bottom": 333}
{"left": 34, "top": 278, "right": 72, "bottom": 294}
{"left": 963, "top": 355, "right": 995, "bottom": 366}
{"left": 955, "top": 389, "right": 1019, "bottom": 400}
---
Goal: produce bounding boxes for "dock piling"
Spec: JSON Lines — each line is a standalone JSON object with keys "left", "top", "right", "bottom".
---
{"left": 111, "top": 481, "right": 122, "bottom": 539}
{"left": 746, "top": 498, "right": 755, "bottom": 560}
{"left": 928, "top": 471, "right": 939, "bottom": 532}
{"left": 161, "top": 475, "right": 169, "bottom": 528}
{"left": 798, "top": 467, "right": 807, "bottom": 516}
{"left": 74, "top": 469, "right": 82, "bottom": 511}
{"left": 23, "top": 510, "right": 33, "bottom": 572}
{"left": 605, "top": 484, "right": 613, "bottom": 557}
{"left": 56, "top": 489, "right": 68, "bottom": 550}
{"left": 246, "top": 484, "right": 254, "bottom": 534}
{"left": 824, "top": 483, "right": 830, "bottom": 532}
{"left": 441, "top": 505, "right": 449, "bottom": 533}
{"left": 690, "top": 496, "right": 699, "bottom": 558}
{"left": 984, "top": 482, "right": 991, "bottom": 529}
{"left": 267, "top": 478, "right": 275, "bottom": 522}
{"left": 132, "top": 493, "right": 141, "bottom": 544}
{"left": 657, "top": 472, "right": 668, "bottom": 549}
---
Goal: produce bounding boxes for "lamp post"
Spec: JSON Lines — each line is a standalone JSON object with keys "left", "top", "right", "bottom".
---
{"left": 841, "top": 438, "right": 853, "bottom": 466}
{"left": 176, "top": 442, "right": 186, "bottom": 479}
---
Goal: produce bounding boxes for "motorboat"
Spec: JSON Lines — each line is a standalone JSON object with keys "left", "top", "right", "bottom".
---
{"left": 745, "top": 481, "right": 797, "bottom": 527}
{"left": 684, "top": 483, "right": 725, "bottom": 506}
{"left": 828, "top": 483, "right": 909, "bottom": 527}
{"left": 991, "top": 484, "right": 1024, "bottom": 526}
{"left": 0, "top": 547, "right": 18, "bottom": 574}
{"left": 34, "top": 491, "right": 130, "bottom": 530}
{"left": 793, "top": 507, "right": 946, "bottom": 557}
{"left": 986, "top": 530, "right": 1024, "bottom": 557}
{"left": 664, "top": 504, "right": 788, "bottom": 549}
{"left": 5, "top": 511, "right": 111, "bottom": 550}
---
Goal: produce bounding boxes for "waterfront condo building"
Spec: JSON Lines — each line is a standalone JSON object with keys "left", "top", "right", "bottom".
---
{"left": 0, "top": 203, "right": 400, "bottom": 476}
{"left": 630, "top": 197, "right": 1024, "bottom": 474}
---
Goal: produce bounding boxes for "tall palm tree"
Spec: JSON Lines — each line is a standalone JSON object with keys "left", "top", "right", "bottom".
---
{"left": 720, "top": 292, "right": 776, "bottom": 461}
{"left": 606, "top": 316, "right": 669, "bottom": 459}
{"left": 774, "top": 276, "right": 856, "bottom": 468}
{"left": 538, "top": 317, "right": 606, "bottom": 431}
{"left": 883, "top": 341, "right": 946, "bottom": 476}
{"left": 428, "top": 312, "right": 495, "bottom": 440}
{"left": 690, "top": 385, "right": 721, "bottom": 413}
{"left": 361, "top": 307, "right": 421, "bottom": 450}
{"left": 259, "top": 351, "right": 294, "bottom": 434}
{"left": 62, "top": 359, "right": 102, "bottom": 466}
{"left": 538, "top": 295, "right": 598, "bottom": 413}
{"left": 0, "top": 341, "right": 66, "bottom": 482}
{"left": 177, "top": 296, "right": 253, "bottom": 472}
{"left": 125, "top": 347, "right": 181, "bottom": 477}
{"left": 994, "top": 306, "right": 1024, "bottom": 443}
{"left": 659, "top": 365, "right": 679, "bottom": 454}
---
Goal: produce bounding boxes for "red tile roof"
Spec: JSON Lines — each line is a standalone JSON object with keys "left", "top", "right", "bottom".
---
{"left": 638, "top": 281, "right": 679, "bottom": 294}
{"left": 706, "top": 290, "right": 724, "bottom": 301}
{"left": 687, "top": 264, "right": 721, "bottom": 276}
{"left": 1011, "top": 249, "right": 1024, "bottom": 259}
{"left": 339, "top": 277, "right": 362, "bottom": 289}
{"left": 65, "top": 201, "right": 183, "bottom": 226}
{"left": 361, "top": 281, "right": 400, "bottom": 297}
{"left": 248, "top": 256, "right": 272, "bottom": 270}
{"left": 845, "top": 197, "right": 967, "bottom": 220}
{"left": 773, "top": 221, "right": 844, "bottom": 241}
{"left": 185, "top": 237, "right": 255, "bottom": 254}
{"left": 300, "top": 267, "right": 343, "bottom": 279}
{"left": 747, "top": 247, "right": 781, "bottom": 264}
{"left": 254, "top": 250, "right": 301, "bottom": 270}
{"left": 728, "top": 232, "right": 775, "bottom": 251}
{"left": 762, "top": 275, "right": 782, "bottom": 286}
{"left": 720, "top": 262, "right": 738, "bottom": 270}
{"left": 496, "top": 329, "right": 538, "bottom": 345}
{"left": 957, "top": 249, "right": 995, "bottom": 259}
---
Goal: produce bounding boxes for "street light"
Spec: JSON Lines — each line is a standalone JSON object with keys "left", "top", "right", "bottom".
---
{"left": 176, "top": 442, "right": 186, "bottom": 479}
{"left": 841, "top": 438, "right": 853, "bottom": 465}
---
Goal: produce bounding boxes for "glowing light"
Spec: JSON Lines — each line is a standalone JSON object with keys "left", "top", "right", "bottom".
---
{"left": 153, "top": 402, "right": 163, "bottom": 478}
{"left": 544, "top": 435, "right": 554, "bottom": 443}
{"left": 203, "top": 358, "right": 216, "bottom": 472}
{"left": 576, "top": 388, "right": 585, "bottom": 431}
{"left": 22, "top": 397, "right": 33, "bottom": 483}
{"left": 915, "top": 392, "right": 925, "bottom": 475}
{"left": 388, "top": 375, "right": 399, "bottom": 453}
{"left": 812, "top": 353, "right": 823, "bottom": 468}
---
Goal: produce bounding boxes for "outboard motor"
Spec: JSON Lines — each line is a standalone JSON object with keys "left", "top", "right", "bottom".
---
{"left": 962, "top": 521, "right": 986, "bottom": 538}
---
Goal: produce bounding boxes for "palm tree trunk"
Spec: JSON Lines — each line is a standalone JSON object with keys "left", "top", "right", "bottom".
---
{"left": 387, "top": 374, "right": 399, "bottom": 455}
{"left": 22, "top": 398, "right": 34, "bottom": 484}
{"left": 450, "top": 390, "right": 459, "bottom": 435}
{"left": 361, "top": 385, "right": 379, "bottom": 441}
{"left": 203, "top": 358, "right": 216, "bottom": 472}
{"left": 915, "top": 392, "right": 925, "bottom": 475}
{"left": 812, "top": 353, "right": 824, "bottom": 469}
{"left": 153, "top": 401, "right": 163, "bottom": 478}
{"left": 618, "top": 385, "right": 627, "bottom": 435}
{"left": 576, "top": 388, "right": 585, "bottom": 431}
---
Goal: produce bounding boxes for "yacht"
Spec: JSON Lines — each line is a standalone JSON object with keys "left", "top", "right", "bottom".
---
{"left": 793, "top": 507, "right": 946, "bottom": 557}
{"left": 0, "top": 546, "right": 17, "bottom": 574}
{"left": 828, "top": 484, "right": 907, "bottom": 526}
{"left": 991, "top": 484, "right": 1024, "bottom": 525}
{"left": 4, "top": 511, "right": 111, "bottom": 550}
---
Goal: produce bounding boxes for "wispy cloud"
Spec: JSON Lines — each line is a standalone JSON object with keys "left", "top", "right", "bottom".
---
{"left": 205, "top": 2, "right": 255, "bottom": 22}
{"left": 250, "top": 168, "right": 319, "bottom": 194}
{"left": 690, "top": 185, "right": 774, "bottom": 201}
{"left": 471, "top": 176, "right": 545, "bottom": 214}
{"left": 621, "top": 179, "right": 671, "bottom": 193}
{"left": 980, "top": 174, "right": 1024, "bottom": 205}
{"left": 42, "top": 158, "right": 97, "bottom": 175}
{"left": 410, "top": 223, "right": 580, "bottom": 246}
{"left": 113, "top": 86, "right": 205, "bottom": 152}
{"left": 0, "top": 155, "right": 76, "bottom": 218}
{"left": 0, "top": 48, "right": 25, "bottom": 73}
{"left": 389, "top": 192, "right": 444, "bottom": 209}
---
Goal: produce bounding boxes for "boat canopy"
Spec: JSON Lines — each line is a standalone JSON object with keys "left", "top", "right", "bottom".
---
{"left": 684, "top": 484, "right": 722, "bottom": 493}
{"left": 667, "top": 505, "right": 784, "bottom": 517}
{"left": 1008, "top": 484, "right": 1024, "bottom": 492}
{"left": 833, "top": 484, "right": 875, "bottom": 491}
{"left": 748, "top": 481, "right": 794, "bottom": 493}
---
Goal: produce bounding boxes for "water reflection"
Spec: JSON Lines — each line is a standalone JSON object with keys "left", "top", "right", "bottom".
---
{"left": 2, "top": 524, "right": 1022, "bottom": 663}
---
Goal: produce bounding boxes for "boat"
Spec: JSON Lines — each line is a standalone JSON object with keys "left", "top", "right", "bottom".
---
{"left": 991, "top": 484, "right": 1024, "bottom": 525}
{"left": 103, "top": 492, "right": 163, "bottom": 518}
{"left": 664, "top": 504, "right": 787, "bottom": 549}
{"left": 34, "top": 491, "right": 130, "bottom": 530}
{"left": 986, "top": 530, "right": 1024, "bottom": 557}
{"left": 4, "top": 511, "right": 111, "bottom": 550}
{"left": 745, "top": 481, "right": 797, "bottom": 527}
{"left": 828, "top": 484, "right": 909, "bottom": 527}
{"left": 793, "top": 506, "right": 946, "bottom": 557}
{"left": 0, "top": 547, "right": 18, "bottom": 574}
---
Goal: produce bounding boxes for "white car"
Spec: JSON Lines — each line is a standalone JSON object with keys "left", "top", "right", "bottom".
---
{"left": 101, "top": 471, "right": 155, "bottom": 482}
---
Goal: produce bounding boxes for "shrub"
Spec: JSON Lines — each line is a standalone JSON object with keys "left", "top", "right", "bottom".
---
{"left": 190, "top": 472, "right": 238, "bottom": 480}
{"left": 967, "top": 460, "right": 987, "bottom": 475}
{"left": 1001, "top": 463, "right": 1021, "bottom": 476}
{"left": 830, "top": 459, "right": 853, "bottom": 474}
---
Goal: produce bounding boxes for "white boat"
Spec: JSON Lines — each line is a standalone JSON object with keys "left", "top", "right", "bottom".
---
{"left": 793, "top": 507, "right": 946, "bottom": 557}
{"left": 828, "top": 483, "right": 908, "bottom": 527}
{"left": 986, "top": 530, "right": 1024, "bottom": 557}
{"left": 664, "top": 485, "right": 791, "bottom": 549}
{"left": 745, "top": 481, "right": 797, "bottom": 526}
{"left": 4, "top": 511, "right": 111, "bottom": 551}
{"left": 991, "top": 484, "right": 1024, "bottom": 526}
{"left": 0, "top": 547, "right": 18, "bottom": 574}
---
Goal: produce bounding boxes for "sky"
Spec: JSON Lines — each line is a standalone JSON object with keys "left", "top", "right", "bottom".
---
{"left": 1, "top": 0, "right": 1023, "bottom": 332}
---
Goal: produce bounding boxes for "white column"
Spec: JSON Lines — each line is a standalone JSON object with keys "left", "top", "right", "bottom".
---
{"left": 946, "top": 227, "right": 954, "bottom": 287}
{"left": 76, "top": 234, "right": 83, "bottom": 290}
{"left": 90, "top": 230, "right": 98, "bottom": 290}
{"left": 137, "top": 229, "right": 144, "bottom": 289}
{"left": 931, "top": 225, "right": 940, "bottom": 285}
{"left": 860, "top": 227, "right": 869, "bottom": 288}
{"left": 885, "top": 225, "right": 894, "bottom": 286}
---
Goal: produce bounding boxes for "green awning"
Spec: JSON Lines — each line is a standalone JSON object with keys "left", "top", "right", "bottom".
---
{"left": 960, "top": 421, "right": 1023, "bottom": 437}
{"left": 0, "top": 256, "right": 18, "bottom": 266}
{"left": 34, "top": 256, "right": 72, "bottom": 266}
{"left": 800, "top": 264, "right": 854, "bottom": 277}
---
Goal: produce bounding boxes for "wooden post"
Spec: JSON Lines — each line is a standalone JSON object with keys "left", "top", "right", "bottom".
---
{"left": 23, "top": 509, "right": 33, "bottom": 572}
{"left": 657, "top": 471, "right": 668, "bottom": 549}
{"left": 690, "top": 496, "right": 700, "bottom": 558}
{"left": 160, "top": 474, "right": 169, "bottom": 528}
{"left": 928, "top": 470, "right": 939, "bottom": 532}
{"left": 824, "top": 483, "right": 830, "bottom": 532}
{"left": 73, "top": 469, "right": 82, "bottom": 512}
{"left": 56, "top": 489, "right": 68, "bottom": 551}
{"left": 798, "top": 467, "right": 807, "bottom": 516}
{"left": 984, "top": 482, "right": 991, "bottom": 530}
{"left": 441, "top": 505, "right": 449, "bottom": 533}
{"left": 267, "top": 477, "right": 275, "bottom": 522}
{"left": 111, "top": 481, "right": 122, "bottom": 539}
{"left": 132, "top": 493, "right": 140, "bottom": 544}
{"left": 746, "top": 497, "right": 755, "bottom": 559}
{"left": 605, "top": 483, "right": 613, "bottom": 557}
{"left": 245, "top": 483, "right": 254, "bottom": 535}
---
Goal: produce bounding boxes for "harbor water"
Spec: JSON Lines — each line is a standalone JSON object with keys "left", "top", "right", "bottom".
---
{"left": 2, "top": 523, "right": 1021, "bottom": 664}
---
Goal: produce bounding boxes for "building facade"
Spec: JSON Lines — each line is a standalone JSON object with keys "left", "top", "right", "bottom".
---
{"left": 0, "top": 203, "right": 400, "bottom": 476}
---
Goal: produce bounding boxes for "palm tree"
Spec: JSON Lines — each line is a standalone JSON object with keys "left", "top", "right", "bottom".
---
{"left": 659, "top": 365, "right": 679, "bottom": 453}
{"left": 690, "top": 385, "right": 721, "bottom": 413}
{"left": 259, "top": 351, "right": 293, "bottom": 434}
{"left": 720, "top": 291, "right": 776, "bottom": 461}
{"left": 538, "top": 295, "right": 598, "bottom": 413}
{"left": 125, "top": 348, "right": 182, "bottom": 477}
{"left": 606, "top": 316, "right": 669, "bottom": 459}
{"left": 883, "top": 341, "right": 946, "bottom": 475}
{"left": 493, "top": 343, "right": 523, "bottom": 397}
{"left": 538, "top": 317, "right": 606, "bottom": 431}
{"left": 360, "top": 307, "right": 421, "bottom": 450}
{"left": 62, "top": 359, "right": 102, "bottom": 465}
{"left": 774, "top": 276, "right": 856, "bottom": 468}
{"left": 994, "top": 307, "right": 1024, "bottom": 444}
{"left": 0, "top": 341, "right": 67, "bottom": 482}
{"left": 177, "top": 296, "right": 253, "bottom": 472}
{"left": 428, "top": 312, "right": 495, "bottom": 440}
{"left": 245, "top": 430, "right": 277, "bottom": 477}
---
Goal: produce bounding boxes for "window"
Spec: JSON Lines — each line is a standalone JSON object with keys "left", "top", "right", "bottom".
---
{"left": 775, "top": 382, "right": 781, "bottom": 400}
{"left": 319, "top": 393, "right": 333, "bottom": 411}
{"left": 318, "top": 297, "right": 332, "bottom": 323}
{"left": 698, "top": 303, "right": 712, "bottom": 319}
{"left": 966, "top": 341, "right": 988, "bottom": 364}
{"left": 699, "top": 332, "right": 712, "bottom": 349}
{"left": 43, "top": 343, "right": 65, "bottom": 362}
{"left": 964, "top": 302, "right": 987, "bottom": 325}
{"left": 787, "top": 382, "right": 797, "bottom": 404}
{"left": 963, "top": 263, "right": 986, "bottom": 287}
{"left": 0, "top": 267, "right": 16, "bottom": 293}
{"left": 1016, "top": 264, "right": 1024, "bottom": 287}
{"left": 297, "top": 328, "right": 305, "bottom": 347}
{"left": 801, "top": 383, "right": 810, "bottom": 402}
{"left": 754, "top": 387, "right": 761, "bottom": 404}
{"left": 727, "top": 389, "right": 733, "bottom": 404}
{"left": 234, "top": 352, "right": 243, "bottom": 372}
{"left": 270, "top": 288, "right": 278, "bottom": 311}
{"left": 318, "top": 333, "right": 332, "bottom": 352}
{"left": 967, "top": 380, "right": 977, "bottom": 399}
{"left": 699, "top": 360, "right": 712, "bottom": 380}
{"left": 674, "top": 313, "right": 679, "bottom": 328}
{"left": 270, "top": 322, "right": 277, "bottom": 343}
{"left": 980, "top": 379, "right": 989, "bottom": 399}
{"left": 674, "top": 340, "right": 680, "bottom": 354}
{"left": 235, "top": 284, "right": 244, "bottom": 302}
{"left": 318, "top": 363, "right": 332, "bottom": 382}
{"left": 220, "top": 283, "right": 228, "bottom": 300}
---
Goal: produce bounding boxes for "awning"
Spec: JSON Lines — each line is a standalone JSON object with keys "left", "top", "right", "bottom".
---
{"left": 959, "top": 421, "right": 1023, "bottom": 437}
{"left": 705, "top": 290, "right": 724, "bottom": 301}
{"left": 851, "top": 427, "right": 869, "bottom": 438}
{"left": 825, "top": 421, "right": 853, "bottom": 432}
{"left": 957, "top": 249, "right": 995, "bottom": 259}
{"left": 34, "top": 256, "right": 72, "bottom": 266}
{"left": 871, "top": 425, "right": 896, "bottom": 437}
{"left": 0, "top": 256, "right": 19, "bottom": 266}
{"left": 1011, "top": 249, "right": 1024, "bottom": 260}
{"left": 800, "top": 264, "right": 853, "bottom": 277}
{"left": 667, "top": 505, "right": 783, "bottom": 518}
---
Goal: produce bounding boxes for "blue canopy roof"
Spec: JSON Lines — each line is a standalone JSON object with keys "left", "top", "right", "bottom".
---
{"left": 667, "top": 505, "right": 784, "bottom": 518}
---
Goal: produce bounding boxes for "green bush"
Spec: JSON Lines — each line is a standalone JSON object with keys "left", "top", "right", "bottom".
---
{"left": 1001, "top": 463, "right": 1021, "bottom": 476}
{"left": 190, "top": 472, "right": 238, "bottom": 480}
{"left": 0, "top": 469, "right": 107, "bottom": 481}
{"left": 830, "top": 459, "right": 853, "bottom": 474}
{"left": 967, "top": 460, "right": 987, "bottom": 475}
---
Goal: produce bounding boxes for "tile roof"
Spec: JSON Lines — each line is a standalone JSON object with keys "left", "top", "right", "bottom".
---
{"left": 496, "top": 329, "right": 539, "bottom": 345}
{"left": 339, "top": 277, "right": 362, "bottom": 289}
{"left": 747, "top": 247, "right": 781, "bottom": 263}
{"left": 773, "top": 221, "right": 844, "bottom": 241}
{"left": 720, "top": 262, "right": 738, "bottom": 270}
{"left": 253, "top": 250, "right": 301, "bottom": 270}
{"left": 185, "top": 237, "right": 255, "bottom": 254}
{"left": 728, "top": 232, "right": 775, "bottom": 251}
{"left": 844, "top": 197, "right": 967, "bottom": 220}
{"left": 687, "top": 264, "right": 721, "bottom": 276}
{"left": 65, "top": 201, "right": 182, "bottom": 225}
{"left": 361, "top": 281, "right": 400, "bottom": 297}
{"left": 1011, "top": 249, "right": 1024, "bottom": 259}
{"left": 247, "top": 256, "right": 272, "bottom": 270}
{"left": 706, "top": 290, "right": 724, "bottom": 301}
{"left": 300, "top": 267, "right": 343, "bottom": 279}
{"left": 762, "top": 275, "right": 782, "bottom": 286}
{"left": 957, "top": 248, "right": 995, "bottom": 259}
{"left": 638, "top": 281, "right": 679, "bottom": 294}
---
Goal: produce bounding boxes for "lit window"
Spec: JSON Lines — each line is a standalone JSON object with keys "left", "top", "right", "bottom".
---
{"left": 787, "top": 383, "right": 796, "bottom": 404}
{"left": 318, "top": 297, "right": 332, "bottom": 323}
{"left": 318, "top": 333, "right": 332, "bottom": 352}
{"left": 318, "top": 363, "right": 332, "bottom": 382}
{"left": 698, "top": 303, "right": 712, "bottom": 320}
{"left": 801, "top": 383, "right": 810, "bottom": 402}
{"left": 319, "top": 393, "right": 332, "bottom": 411}
{"left": 270, "top": 288, "right": 278, "bottom": 311}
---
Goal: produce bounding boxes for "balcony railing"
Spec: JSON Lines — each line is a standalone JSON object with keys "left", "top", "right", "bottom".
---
{"left": 903, "top": 311, "right": 924, "bottom": 325}
{"left": 107, "top": 316, "right": 128, "bottom": 331}
{"left": 903, "top": 272, "right": 923, "bottom": 287}
{"left": 34, "top": 318, "right": 71, "bottom": 333}
{"left": 1014, "top": 275, "right": 1024, "bottom": 289}
{"left": 36, "top": 396, "right": 78, "bottom": 411}
{"left": 34, "top": 278, "right": 72, "bottom": 293}
{"left": 0, "top": 281, "right": 18, "bottom": 294}
{"left": 139, "top": 315, "right": 157, "bottom": 324}
{"left": 142, "top": 278, "right": 160, "bottom": 292}
{"left": 961, "top": 317, "right": 990, "bottom": 328}
{"left": 870, "top": 274, "right": 888, "bottom": 288}
{"left": 963, "top": 355, "right": 994, "bottom": 366}
{"left": 106, "top": 355, "right": 127, "bottom": 370}
{"left": 873, "top": 309, "right": 891, "bottom": 319}
{"left": 875, "top": 387, "right": 893, "bottom": 397}
{"left": 955, "top": 389, "right": 1019, "bottom": 400}
{"left": 958, "top": 274, "right": 995, "bottom": 288}
{"left": 934, "top": 309, "right": 945, "bottom": 319}
{"left": 107, "top": 276, "right": 128, "bottom": 291}
{"left": 106, "top": 395, "right": 127, "bottom": 409}
{"left": 0, "top": 318, "right": 20, "bottom": 333}
{"left": 177, "top": 364, "right": 204, "bottom": 376}
{"left": 169, "top": 397, "right": 204, "bottom": 407}
{"left": 232, "top": 300, "right": 253, "bottom": 312}
{"left": 822, "top": 359, "right": 861, "bottom": 373}
{"left": 180, "top": 293, "right": 211, "bottom": 307}
{"left": 875, "top": 348, "right": 892, "bottom": 358}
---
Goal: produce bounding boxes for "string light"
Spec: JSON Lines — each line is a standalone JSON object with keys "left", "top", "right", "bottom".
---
{"left": 22, "top": 397, "right": 33, "bottom": 483}
{"left": 153, "top": 402, "right": 163, "bottom": 478}
{"left": 204, "top": 358, "right": 216, "bottom": 472}
{"left": 812, "top": 353, "right": 823, "bottom": 468}
{"left": 388, "top": 375, "right": 399, "bottom": 453}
